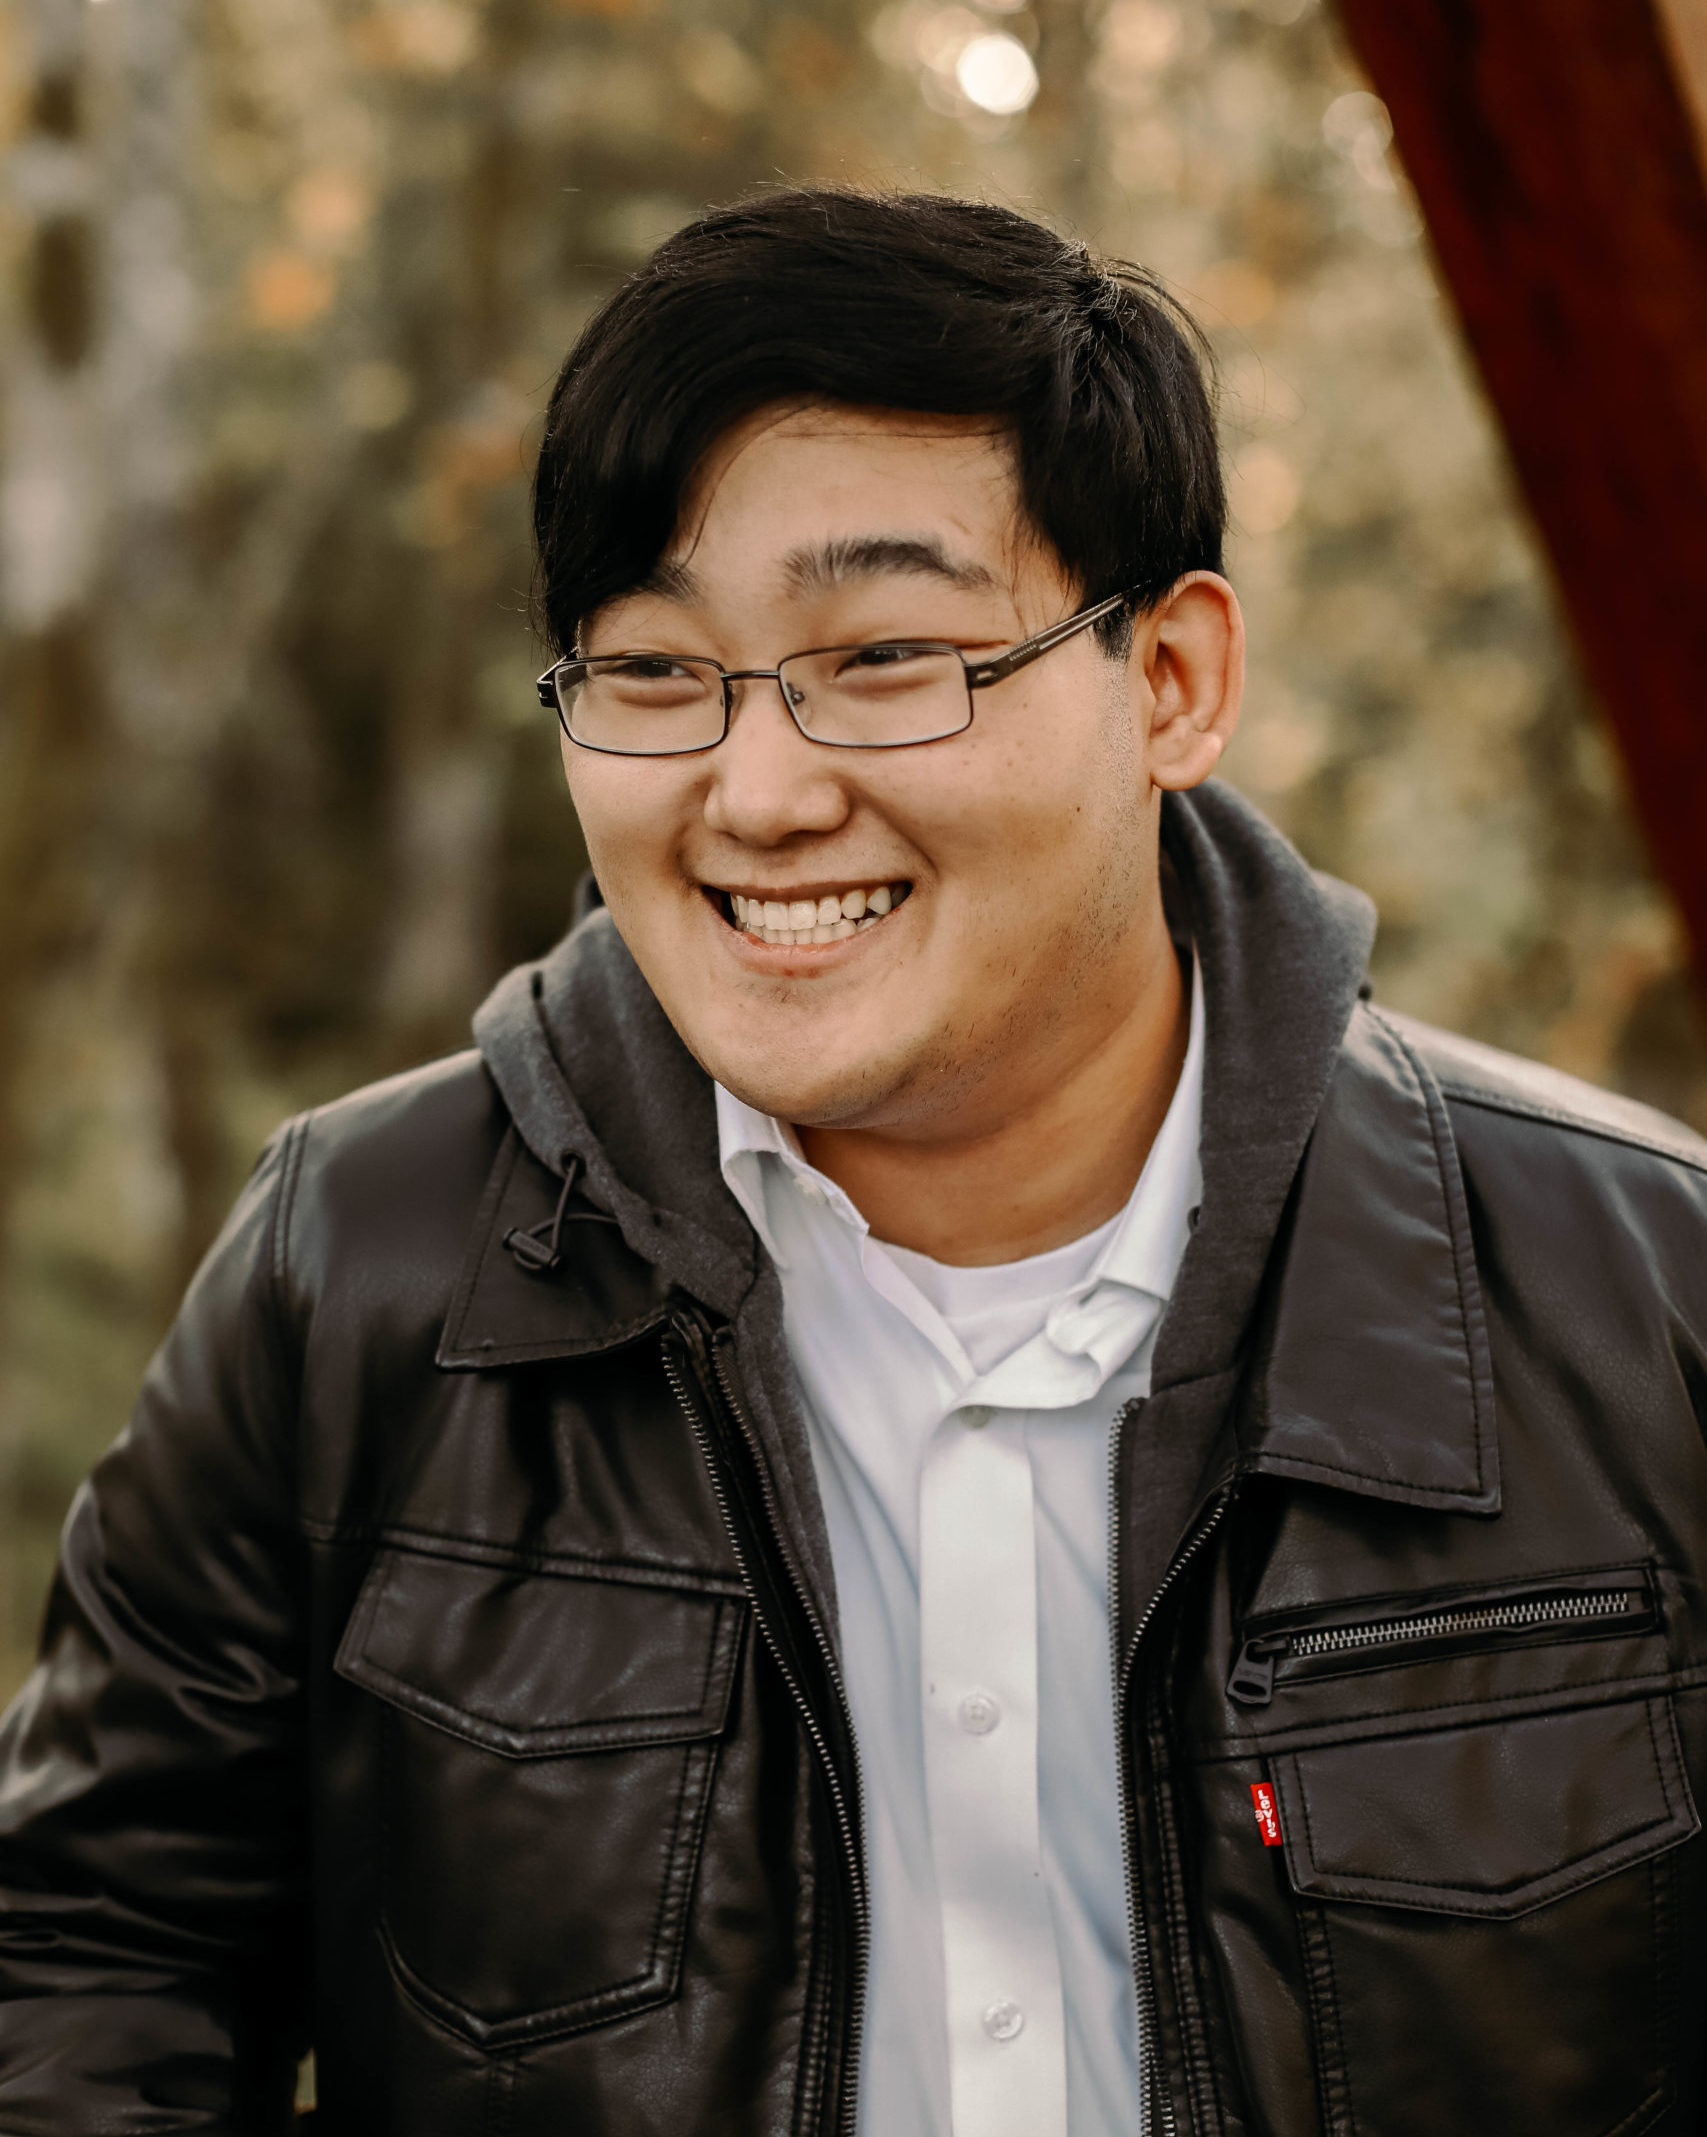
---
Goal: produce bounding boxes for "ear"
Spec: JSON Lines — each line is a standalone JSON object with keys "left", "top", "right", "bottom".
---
{"left": 1133, "top": 572, "right": 1245, "bottom": 791}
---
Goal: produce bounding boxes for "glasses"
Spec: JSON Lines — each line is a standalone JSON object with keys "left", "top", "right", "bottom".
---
{"left": 535, "top": 589, "right": 1133, "bottom": 757}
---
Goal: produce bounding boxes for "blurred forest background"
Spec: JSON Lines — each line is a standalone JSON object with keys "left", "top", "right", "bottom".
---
{"left": 3, "top": 0, "right": 1705, "bottom": 1701}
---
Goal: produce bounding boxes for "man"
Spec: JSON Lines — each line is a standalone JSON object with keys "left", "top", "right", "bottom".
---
{"left": 1, "top": 189, "right": 1705, "bottom": 2137}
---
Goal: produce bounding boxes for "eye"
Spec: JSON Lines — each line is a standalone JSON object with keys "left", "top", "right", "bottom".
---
{"left": 582, "top": 655, "right": 721, "bottom": 712}
{"left": 608, "top": 656, "right": 698, "bottom": 681}
{"left": 836, "top": 642, "right": 935, "bottom": 676}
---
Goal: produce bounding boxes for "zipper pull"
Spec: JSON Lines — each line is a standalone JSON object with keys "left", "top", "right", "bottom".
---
{"left": 1228, "top": 1637, "right": 1280, "bottom": 1706}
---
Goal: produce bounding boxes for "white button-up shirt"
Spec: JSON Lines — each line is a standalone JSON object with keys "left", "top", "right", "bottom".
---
{"left": 715, "top": 960, "right": 1204, "bottom": 2137}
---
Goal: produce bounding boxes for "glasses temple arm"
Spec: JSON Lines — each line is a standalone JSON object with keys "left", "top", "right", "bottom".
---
{"left": 963, "top": 590, "right": 1134, "bottom": 690}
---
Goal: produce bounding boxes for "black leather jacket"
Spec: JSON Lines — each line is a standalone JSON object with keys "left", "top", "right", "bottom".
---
{"left": 3, "top": 784, "right": 1706, "bottom": 2136}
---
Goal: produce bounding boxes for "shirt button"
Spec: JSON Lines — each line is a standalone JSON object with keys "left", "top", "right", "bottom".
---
{"left": 982, "top": 1999, "right": 1025, "bottom": 2042}
{"left": 795, "top": 1174, "right": 828, "bottom": 1206}
{"left": 960, "top": 1404, "right": 990, "bottom": 1430}
{"left": 957, "top": 1690, "right": 1001, "bottom": 1735}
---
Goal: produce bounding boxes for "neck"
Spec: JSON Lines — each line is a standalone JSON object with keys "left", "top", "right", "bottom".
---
{"left": 796, "top": 916, "right": 1190, "bottom": 1266}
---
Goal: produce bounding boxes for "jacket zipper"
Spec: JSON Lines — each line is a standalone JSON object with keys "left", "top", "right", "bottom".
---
{"left": 1228, "top": 1583, "right": 1643, "bottom": 1706}
{"left": 662, "top": 1319, "right": 870, "bottom": 2137}
{"left": 1109, "top": 1392, "right": 1232, "bottom": 2137}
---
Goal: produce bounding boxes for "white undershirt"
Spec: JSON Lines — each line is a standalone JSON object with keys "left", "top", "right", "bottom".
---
{"left": 715, "top": 957, "right": 1204, "bottom": 2137}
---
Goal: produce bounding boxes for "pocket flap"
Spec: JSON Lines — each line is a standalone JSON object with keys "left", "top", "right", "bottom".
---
{"left": 335, "top": 1548, "right": 745, "bottom": 1757}
{"left": 1271, "top": 1695, "right": 1698, "bottom": 1919}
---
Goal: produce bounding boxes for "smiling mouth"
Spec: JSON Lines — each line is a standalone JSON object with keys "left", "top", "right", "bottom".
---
{"left": 708, "top": 879, "right": 913, "bottom": 948}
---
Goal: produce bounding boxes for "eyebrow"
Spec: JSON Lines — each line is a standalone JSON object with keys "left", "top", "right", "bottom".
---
{"left": 613, "top": 533, "right": 1000, "bottom": 623}
{"left": 780, "top": 535, "right": 1001, "bottom": 597}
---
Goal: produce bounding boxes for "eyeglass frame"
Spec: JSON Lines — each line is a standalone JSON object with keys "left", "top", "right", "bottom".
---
{"left": 534, "top": 587, "right": 1136, "bottom": 757}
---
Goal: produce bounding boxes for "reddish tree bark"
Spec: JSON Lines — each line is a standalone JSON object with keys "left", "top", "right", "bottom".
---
{"left": 1336, "top": 0, "right": 1707, "bottom": 979}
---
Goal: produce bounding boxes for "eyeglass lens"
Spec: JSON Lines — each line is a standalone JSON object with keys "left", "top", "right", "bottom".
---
{"left": 558, "top": 646, "right": 974, "bottom": 756}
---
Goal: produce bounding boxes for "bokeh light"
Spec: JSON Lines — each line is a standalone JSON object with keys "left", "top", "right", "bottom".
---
{"left": 955, "top": 32, "right": 1039, "bottom": 115}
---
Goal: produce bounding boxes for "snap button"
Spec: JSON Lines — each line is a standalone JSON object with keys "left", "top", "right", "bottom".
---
{"left": 982, "top": 1999, "right": 1024, "bottom": 2042}
{"left": 957, "top": 1690, "right": 1001, "bottom": 1735}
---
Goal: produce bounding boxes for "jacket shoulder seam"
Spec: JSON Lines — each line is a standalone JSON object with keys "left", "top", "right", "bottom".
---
{"left": 1434, "top": 1076, "right": 1707, "bottom": 1181}
{"left": 265, "top": 1110, "right": 314, "bottom": 1443}
{"left": 269, "top": 1110, "right": 311, "bottom": 1299}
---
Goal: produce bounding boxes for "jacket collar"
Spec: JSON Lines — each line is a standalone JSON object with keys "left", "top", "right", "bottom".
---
{"left": 453, "top": 781, "right": 1497, "bottom": 1522}
{"left": 1238, "top": 1000, "right": 1499, "bottom": 1514}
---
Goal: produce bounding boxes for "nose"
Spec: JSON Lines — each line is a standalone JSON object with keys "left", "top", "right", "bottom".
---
{"left": 702, "top": 676, "right": 851, "bottom": 847}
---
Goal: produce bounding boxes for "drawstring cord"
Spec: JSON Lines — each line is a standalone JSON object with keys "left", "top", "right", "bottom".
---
{"left": 503, "top": 1152, "right": 615, "bottom": 1272}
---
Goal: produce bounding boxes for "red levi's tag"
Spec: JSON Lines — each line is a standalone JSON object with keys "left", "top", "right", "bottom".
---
{"left": 1250, "top": 1782, "right": 1284, "bottom": 1846}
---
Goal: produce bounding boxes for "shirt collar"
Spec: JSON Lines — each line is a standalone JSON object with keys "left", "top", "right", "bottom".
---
{"left": 715, "top": 951, "right": 1205, "bottom": 1305}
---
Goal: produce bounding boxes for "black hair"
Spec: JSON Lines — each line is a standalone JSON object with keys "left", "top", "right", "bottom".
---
{"left": 531, "top": 188, "right": 1225, "bottom": 656}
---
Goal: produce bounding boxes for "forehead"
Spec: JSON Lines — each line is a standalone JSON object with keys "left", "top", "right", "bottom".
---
{"left": 671, "top": 402, "right": 1027, "bottom": 573}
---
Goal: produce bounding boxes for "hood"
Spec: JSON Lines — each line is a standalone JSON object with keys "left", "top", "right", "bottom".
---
{"left": 473, "top": 896, "right": 757, "bottom": 1322}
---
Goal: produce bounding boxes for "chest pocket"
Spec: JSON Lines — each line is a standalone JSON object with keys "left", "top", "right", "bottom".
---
{"left": 336, "top": 1546, "right": 747, "bottom": 2048}
{"left": 1200, "top": 1563, "right": 1705, "bottom": 2137}
{"left": 1270, "top": 1695, "right": 1697, "bottom": 1921}
{"left": 1224, "top": 1635, "right": 1701, "bottom": 2137}
{"left": 1259, "top": 1694, "right": 1698, "bottom": 2137}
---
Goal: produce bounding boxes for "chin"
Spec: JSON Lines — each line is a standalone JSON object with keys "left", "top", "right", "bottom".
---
{"left": 705, "top": 1038, "right": 904, "bottom": 1130}
{"left": 712, "top": 1063, "right": 857, "bottom": 1127}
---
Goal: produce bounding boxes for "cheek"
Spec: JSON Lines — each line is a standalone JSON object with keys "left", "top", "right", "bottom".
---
{"left": 932, "top": 726, "right": 1144, "bottom": 962}
{"left": 927, "top": 725, "right": 1113, "bottom": 883}
{"left": 566, "top": 764, "right": 684, "bottom": 894}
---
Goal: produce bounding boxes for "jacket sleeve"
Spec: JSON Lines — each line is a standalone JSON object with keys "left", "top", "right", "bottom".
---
{"left": 0, "top": 1122, "right": 311, "bottom": 2133}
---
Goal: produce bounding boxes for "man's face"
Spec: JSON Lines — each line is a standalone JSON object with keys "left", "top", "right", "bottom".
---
{"left": 563, "top": 404, "right": 1182, "bottom": 1137}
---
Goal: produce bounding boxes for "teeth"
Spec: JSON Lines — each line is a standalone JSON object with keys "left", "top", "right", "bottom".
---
{"left": 723, "top": 880, "right": 907, "bottom": 946}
